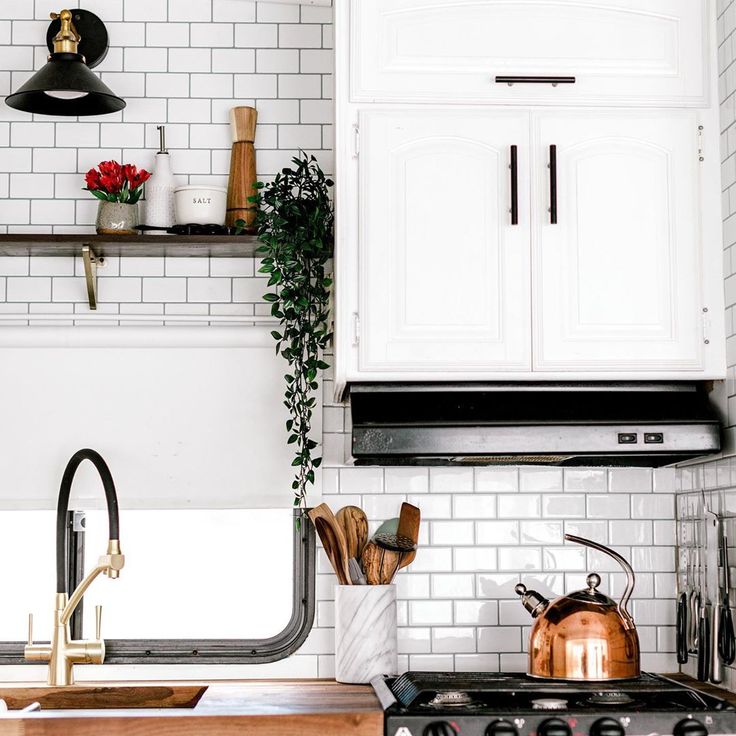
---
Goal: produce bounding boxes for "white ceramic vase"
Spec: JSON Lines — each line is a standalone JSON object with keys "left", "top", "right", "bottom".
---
{"left": 144, "top": 151, "right": 176, "bottom": 232}
{"left": 335, "top": 584, "right": 398, "bottom": 684}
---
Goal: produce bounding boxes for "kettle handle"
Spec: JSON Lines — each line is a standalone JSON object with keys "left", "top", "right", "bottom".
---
{"left": 564, "top": 534, "right": 636, "bottom": 627}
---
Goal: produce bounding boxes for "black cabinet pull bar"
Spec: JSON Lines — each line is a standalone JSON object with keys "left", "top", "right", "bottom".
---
{"left": 549, "top": 145, "right": 558, "bottom": 225}
{"left": 496, "top": 76, "right": 576, "bottom": 86}
{"left": 510, "top": 145, "right": 518, "bottom": 226}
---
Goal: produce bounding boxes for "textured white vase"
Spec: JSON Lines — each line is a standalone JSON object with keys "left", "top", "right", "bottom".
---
{"left": 335, "top": 584, "right": 398, "bottom": 684}
{"left": 144, "top": 151, "right": 176, "bottom": 232}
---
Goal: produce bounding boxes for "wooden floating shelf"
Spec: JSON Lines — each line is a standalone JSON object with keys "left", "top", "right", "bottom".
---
{"left": 0, "top": 234, "right": 260, "bottom": 258}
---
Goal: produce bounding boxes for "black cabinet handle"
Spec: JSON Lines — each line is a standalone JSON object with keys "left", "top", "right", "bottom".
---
{"left": 496, "top": 76, "right": 576, "bottom": 86}
{"left": 549, "top": 144, "right": 558, "bottom": 225}
{"left": 510, "top": 145, "right": 518, "bottom": 226}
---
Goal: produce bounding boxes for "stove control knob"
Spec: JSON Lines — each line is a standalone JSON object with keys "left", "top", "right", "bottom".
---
{"left": 538, "top": 718, "right": 572, "bottom": 736}
{"left": 673, "top": 719, "right": 708, "bottom": 736}
{"left": 590, "top": 718, "right": 625, "bottom": 736}
{"left": 485, "top": 720, "right": 519, "bottom": 736}
{"left": 423, "top": 722, "right": 458, "bottom": 736}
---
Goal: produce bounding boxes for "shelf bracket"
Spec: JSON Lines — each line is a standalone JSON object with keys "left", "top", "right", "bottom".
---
{"left": 81, "top": 245, "right": 101, "bottom": 311}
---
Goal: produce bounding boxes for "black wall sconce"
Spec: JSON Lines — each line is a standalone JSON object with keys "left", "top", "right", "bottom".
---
{"left": 5, "top": 9, "right": 125, "bottom": 116}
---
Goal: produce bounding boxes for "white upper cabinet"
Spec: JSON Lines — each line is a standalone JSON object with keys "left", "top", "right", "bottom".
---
{"left": 333, "top": 0, "right": 724, "bottom": 391}
{"left": 358, "top": 110, "right": 531, "bottom": 373}
{"left": 532, "top": 111, "right": 704, "bottom": 372}
{"left": 350, "top": 0, "right": 710, "bottom": 107}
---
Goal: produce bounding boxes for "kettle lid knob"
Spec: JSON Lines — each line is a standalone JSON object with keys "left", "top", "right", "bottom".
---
{"left": 586, "top": 573, "right": 601, "bottom": 592}
{"left": 514, "top": 583, "right": 527, "bottom": 596}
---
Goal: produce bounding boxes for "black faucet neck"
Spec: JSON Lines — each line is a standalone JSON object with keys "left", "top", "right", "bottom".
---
{"left": 56, "top": 449, "right": 120, "bottom": 594}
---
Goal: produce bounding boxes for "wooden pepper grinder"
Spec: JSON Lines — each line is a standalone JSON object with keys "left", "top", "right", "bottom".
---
{"left": 226, "top": 106, "right": 258, "bottom": 231}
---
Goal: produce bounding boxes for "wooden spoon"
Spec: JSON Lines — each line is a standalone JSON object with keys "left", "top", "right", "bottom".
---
{"left": 336, "top": 506, "right": 369, "bottom": 560}
{"left": 308, "top": 504, "right": 351, "bottom": 585}
{"left": 396, "top": 502, "right": 421, "bottom": 569}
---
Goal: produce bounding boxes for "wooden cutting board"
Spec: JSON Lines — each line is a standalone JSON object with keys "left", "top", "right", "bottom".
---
{"left": 0, "top": 684, "right": 206, "bottom": 710}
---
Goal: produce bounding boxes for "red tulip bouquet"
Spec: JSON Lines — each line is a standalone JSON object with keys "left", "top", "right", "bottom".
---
{"left": 84, "top": 160, "right": 151, "bottom": 204}
{"left": 85, "top": 160, "right": 152, "bottom": 235}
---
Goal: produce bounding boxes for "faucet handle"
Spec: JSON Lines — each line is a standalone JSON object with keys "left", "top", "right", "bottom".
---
{"left": 95, "top": 605, "right": 102, "bottom": 640}
{"left": 27, "top": 613, "right": 33, "bottom": 646}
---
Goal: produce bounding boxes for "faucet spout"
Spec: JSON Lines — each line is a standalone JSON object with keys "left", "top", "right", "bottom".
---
{"left": 25, "top": 449, "right": 124, "bottom": 686}
{"left": 56, "top": 449, "right": 121, "bottom": 596}
{"left": 514, "top": 583, "right": 549, "bottom": 618}
{"left": 60, "top": 539, "right": 124, "bottom": 627}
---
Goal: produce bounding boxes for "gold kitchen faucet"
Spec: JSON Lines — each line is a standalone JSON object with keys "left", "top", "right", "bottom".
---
{"left": 24, "top": 450, "right": 124, "bottom": 686}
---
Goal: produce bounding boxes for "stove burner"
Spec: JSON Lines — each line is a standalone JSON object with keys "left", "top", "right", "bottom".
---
{"left": 532, "top": 698, "right": 569, "bottom": 711}
{"left": 426, "top": 691, "right": 475, "bottom": 708}
{"left": 587, "top": 692, "right": 636, "bottom": 706}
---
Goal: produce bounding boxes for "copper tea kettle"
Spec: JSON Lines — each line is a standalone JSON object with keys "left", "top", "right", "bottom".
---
{"left": 515, "top": 534, "right": 640, "bottom": 681}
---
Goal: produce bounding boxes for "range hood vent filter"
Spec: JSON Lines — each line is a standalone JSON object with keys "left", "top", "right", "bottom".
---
{"left": 349, "top": 382, "right": 721, "bottom": 467}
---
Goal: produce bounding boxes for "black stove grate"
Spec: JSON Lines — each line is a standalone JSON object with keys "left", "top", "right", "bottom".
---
{"left": 387, "top": 672, "right": 726, "bottom": 713}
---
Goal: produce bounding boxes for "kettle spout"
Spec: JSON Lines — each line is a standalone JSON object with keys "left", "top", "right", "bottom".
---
{"left": 515, "top": 583, "right": 549, "bottom": 618}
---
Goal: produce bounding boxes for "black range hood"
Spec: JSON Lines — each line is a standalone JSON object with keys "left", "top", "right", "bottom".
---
{"left": 349, "top": 382, "right": 721, "bottom": 466}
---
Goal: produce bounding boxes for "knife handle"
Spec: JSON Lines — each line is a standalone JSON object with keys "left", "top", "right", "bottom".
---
{"left": 689, "top": 591, "right": 700, "bottom": 652}
{"left": 676, "top": 593, "right": 688, "bottom": 665}
{"left": 711, "top": 604, "right": 723, "bottom": 683}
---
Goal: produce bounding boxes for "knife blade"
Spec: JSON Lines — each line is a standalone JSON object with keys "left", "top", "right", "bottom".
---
{"left": 698, "top": 503, "right": 711, "bottom": 682}
{"left": 705, "top": 504, "right": 723, "bottom": 684}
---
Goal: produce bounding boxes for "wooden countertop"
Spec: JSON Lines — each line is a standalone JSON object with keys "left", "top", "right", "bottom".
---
{"left": 0, "top": 680, "right": 384, "bottom": 736}
{"left": 4, "top": 673, "right": 734, "bottom": 736}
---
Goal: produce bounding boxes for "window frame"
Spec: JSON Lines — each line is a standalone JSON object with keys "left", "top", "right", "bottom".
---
{"left": 0, "top": 509, "right": 316, "bottom": 665}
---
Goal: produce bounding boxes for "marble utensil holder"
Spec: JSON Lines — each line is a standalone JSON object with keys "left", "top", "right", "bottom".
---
{"left": 335, "top": 584, "right": 398, "bottom": 684}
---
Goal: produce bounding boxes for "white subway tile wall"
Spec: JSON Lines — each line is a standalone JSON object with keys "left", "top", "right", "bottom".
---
{"left": 0, "top": 0, "right": 333, "bottom": 233}
{"left": 0, "top": 0, "right": 680, "bottom": 680}
{"left": 718, "top": 0, "right": 736, "bottom": 441}
{"left": 309, "top": 422, "right": 679, "bottom": 678}
{"left": 0, "top": 0, "right": 332, "bottom": 320}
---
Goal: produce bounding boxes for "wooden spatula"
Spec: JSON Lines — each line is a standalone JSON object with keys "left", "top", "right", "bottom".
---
{"left": 336, "top": 506, "right": 369, "bottom": 560}
{"left": 396, "top": 502, "right": 421, "bottom": 569}
{"left": 308, "top": 504, "right": 352, "bottom": 585}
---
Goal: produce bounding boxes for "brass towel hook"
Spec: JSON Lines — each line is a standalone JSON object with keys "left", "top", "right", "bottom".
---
{"left": 81, "top": 245, "right": 103, "bottom": 310}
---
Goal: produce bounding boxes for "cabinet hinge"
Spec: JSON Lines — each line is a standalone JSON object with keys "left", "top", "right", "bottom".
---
{"left": 698, "top": 125, "right": 705, "bottom": 163}
{"left": 353, "top": 312, "right": 360, "bottom": 344}
{"left": 353, "top": 125, "right": 360, "bottom": 158}
{"left": 702, "top": 308, "right": 711, "bottom": 345}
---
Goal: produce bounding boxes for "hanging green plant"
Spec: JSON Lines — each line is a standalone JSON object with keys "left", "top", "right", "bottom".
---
{"left": 237, "top": 153, "right": 334, "bottom": 513}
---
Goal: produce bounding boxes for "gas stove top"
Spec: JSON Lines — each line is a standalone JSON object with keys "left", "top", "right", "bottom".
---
{"left": 372, "top": 672, "right": 736, "bottom": 736}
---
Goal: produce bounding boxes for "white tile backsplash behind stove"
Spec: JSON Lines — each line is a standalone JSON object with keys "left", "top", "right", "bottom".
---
{"left": 314, "top": 462, "right": 679, "bottom": 678}
{"left": 0, "top": 0, "right": 680, "bottom": 678}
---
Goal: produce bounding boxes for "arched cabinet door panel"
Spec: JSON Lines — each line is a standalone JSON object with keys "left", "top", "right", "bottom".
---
{"left": 359, "top": 110, "right": 531, "bottom": 373}
{"left": 351, "top": 0, "right": 709, "bottom": 106}
{"left": 532, "top": 111, "right": 703, "bottom": 372}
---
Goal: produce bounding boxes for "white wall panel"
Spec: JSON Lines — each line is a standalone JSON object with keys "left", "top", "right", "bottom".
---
{"left": 0, "top": 327, "right": 319, "bottom": 509}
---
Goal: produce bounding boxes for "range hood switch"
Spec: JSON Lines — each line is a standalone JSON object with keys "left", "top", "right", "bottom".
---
{"left": 617, "top": 433, "right": 638, "bottom": 444}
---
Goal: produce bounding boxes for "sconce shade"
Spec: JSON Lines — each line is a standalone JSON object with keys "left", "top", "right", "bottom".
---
{"left": 5, "top": 53, "right": 126, "bottom": 116}
{"left": 4, "top": 9, "right": 125, "bottom": 117}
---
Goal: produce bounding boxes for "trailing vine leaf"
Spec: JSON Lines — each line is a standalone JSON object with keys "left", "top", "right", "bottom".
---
{"left": 237, "top": 153, "right": 334, "bottom": 515}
